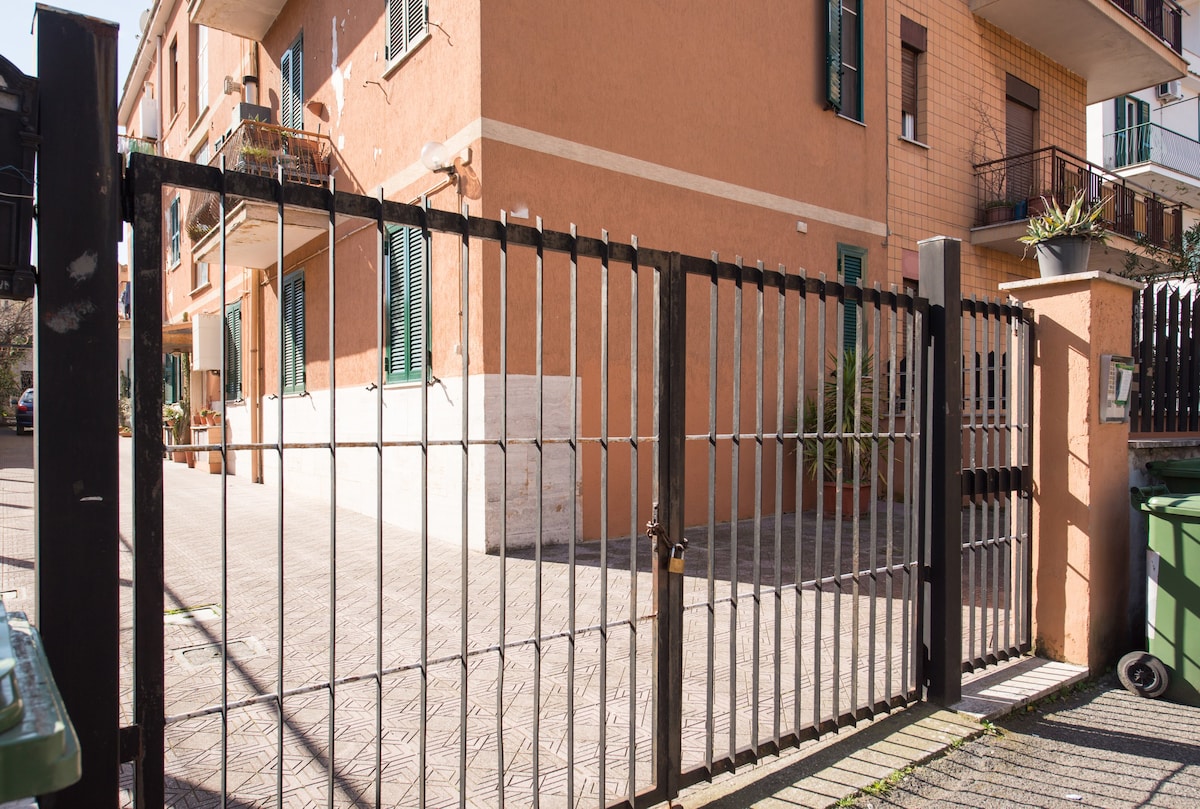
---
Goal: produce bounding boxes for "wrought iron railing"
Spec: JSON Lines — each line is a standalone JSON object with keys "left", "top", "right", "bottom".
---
{"left": 1102, "top": 122, "right": 1200, "bottom": 181}
{"left": 973, "top": 146, "right": 1184, "bottom": 251}
{"left": 186, "top": 119, "right": 333, "bottom": 242}
{"left": 1110, "top": 0, "right": 1184, "bottom": 54}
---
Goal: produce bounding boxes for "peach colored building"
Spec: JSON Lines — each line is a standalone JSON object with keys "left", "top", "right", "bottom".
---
{"left": 118, "top": 1, "right": 1187, "bottom": 550}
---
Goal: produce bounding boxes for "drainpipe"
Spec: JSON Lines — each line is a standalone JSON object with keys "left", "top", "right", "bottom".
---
{"left": 244, "top": 42, "right": 259, "bottom": 105}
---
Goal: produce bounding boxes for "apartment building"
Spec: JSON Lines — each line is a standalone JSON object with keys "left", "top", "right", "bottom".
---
{"left": 118, "top": 1, "right": 1187, "bottom": 549}
{"left": 888, "top": 0, "right": 1188, "bottom": 291}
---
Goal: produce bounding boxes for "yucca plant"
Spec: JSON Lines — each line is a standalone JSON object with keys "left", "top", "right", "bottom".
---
{"left": 800, "top": 350, "right": 878, "bottom": 484}
{"left": 1019, "top": 190, "right": 1109, "bottom": 248}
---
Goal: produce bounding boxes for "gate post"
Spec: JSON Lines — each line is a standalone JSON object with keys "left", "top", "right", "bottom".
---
{"left": 654, "top": 251, "right": 686, "bottom": 799}
{"left": 33, "top": 8, "right": 120, "bottom": 807}
{"left": 918, "top": 237, "right": 963, "bottom": 705}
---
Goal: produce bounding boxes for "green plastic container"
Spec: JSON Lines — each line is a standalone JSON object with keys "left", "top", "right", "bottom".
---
{"left": 1135, "top": 493, "right": 1200, "bottom": 706}
{"left": 1146, "top": 458, "right": 1200, "bottom": 494}
{"left": 0, "top": 600, "right": 81, "bottom": 801}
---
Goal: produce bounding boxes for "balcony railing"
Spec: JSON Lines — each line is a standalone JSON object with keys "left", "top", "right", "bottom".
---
{"left": 186, "top": 120, "right": 332, "bottom": 243}
{"left": 1110, "top": 0, "right": 1183, "bottom": 55}
{"left": 974, "top": 146, "right": 1183, "bottom": 250}
{"left": 1102, "top": 122, "right": 1200, "bottom": 181}
{"left": 118, "top": 135, "right": 158, "bottom": 165}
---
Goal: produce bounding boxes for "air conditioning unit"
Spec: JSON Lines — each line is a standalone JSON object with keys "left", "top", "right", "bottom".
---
{"left": 1157, "top": 80, "right": 1183, "bottom": 102}
{"left": 192, "top": 313, "right": 223, "bottom": 371}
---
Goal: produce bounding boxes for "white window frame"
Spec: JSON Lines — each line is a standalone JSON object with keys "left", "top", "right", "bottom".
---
{"left": 383, "top": 0, "right": 430, "bottom": 77}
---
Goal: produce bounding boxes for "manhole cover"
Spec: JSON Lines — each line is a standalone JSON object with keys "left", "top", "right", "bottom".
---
{"left": 174, "top": 636, "right": 265, "bottom": 670}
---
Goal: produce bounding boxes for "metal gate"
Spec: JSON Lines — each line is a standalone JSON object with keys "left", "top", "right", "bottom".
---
{"left": 116, "top": 150, "right": 970, "bottom": 807}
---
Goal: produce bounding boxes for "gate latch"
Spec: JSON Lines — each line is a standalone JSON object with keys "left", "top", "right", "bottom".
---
{"left": 646, "top": 501, "right": 688, "bottom": 574}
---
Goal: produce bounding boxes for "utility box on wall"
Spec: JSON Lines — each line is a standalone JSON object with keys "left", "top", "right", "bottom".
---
{"left": 0, "top": 55, "right": 38, "bottom": 301}
{"left": 192, "top": 313, "right": 223, "bottom": 370}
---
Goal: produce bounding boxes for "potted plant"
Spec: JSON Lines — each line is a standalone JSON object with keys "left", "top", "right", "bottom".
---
{"left": 163, "top": 402, "right": 187, "bottom": 462}
{"left": 1019, "top": 190, "right": 1108, "bottom": 278}
{"left": 800, "top": 350, "right": 880, "bottom": 516}
{"left": 983, "top": 197, "right": 1016, "bottom": 225}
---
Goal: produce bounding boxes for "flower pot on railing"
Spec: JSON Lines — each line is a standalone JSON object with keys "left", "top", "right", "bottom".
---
{"left": 984, "top": 200, "right": 1016, "bottom": 225}
{"left": 1019, "top": 191, "right": 1108, "bottom": 279}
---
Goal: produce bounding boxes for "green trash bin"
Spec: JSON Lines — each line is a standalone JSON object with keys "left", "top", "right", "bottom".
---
{"left": 1146, "top": 458, "right": 1200, "bottom": 494}
{"left": 1123, "top": 491, "right": 1200, "bottom": 706}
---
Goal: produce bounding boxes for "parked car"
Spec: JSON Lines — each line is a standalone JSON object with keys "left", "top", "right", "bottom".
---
{"left": 14, "top": 388, "right": 32, "bottom": 434}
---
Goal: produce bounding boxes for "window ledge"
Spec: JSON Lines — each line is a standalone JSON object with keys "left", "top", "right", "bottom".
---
{"left": 836, "top": 113, "right": 867, "bottom": 127}
{"left": 384, "top": 377, "right": 425, "bottom": 390}
{"left": 187, "top": 104, "right": 211, "bottom": 141}
{"left": 381, "top": 30, "right": 431, "bottom": 80}
{"left": 189, "top": 282, "right": 212, "bottom": 297}
{"left": 899, "top": 135, "right": 929, "bottom": 150}
{"left": 167, "top": 259, "right": 181, "bottom": 272}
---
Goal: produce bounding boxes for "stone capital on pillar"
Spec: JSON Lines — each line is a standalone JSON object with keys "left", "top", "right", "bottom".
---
{"left": 999, "top": 270, "right": 1143, "bottom": 670}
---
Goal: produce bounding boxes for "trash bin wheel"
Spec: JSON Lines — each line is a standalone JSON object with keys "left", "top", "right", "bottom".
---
{"left": 1118, "top": 651, "right": 1169, "bottom": 699}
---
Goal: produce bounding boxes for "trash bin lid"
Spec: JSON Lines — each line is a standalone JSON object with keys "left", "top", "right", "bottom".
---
{"left": 1142, "top": 493, "right": 1200, "bottom": 517}
{"left": 1147, "top": 458, "right": 1200, "bottom": 479}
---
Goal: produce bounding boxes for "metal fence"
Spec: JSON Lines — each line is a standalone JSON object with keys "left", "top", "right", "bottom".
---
{"left": 1131, "top": 282, "right": 1200, "bottom": 434}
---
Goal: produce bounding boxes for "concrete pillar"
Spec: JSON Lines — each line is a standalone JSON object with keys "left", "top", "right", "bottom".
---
{"left": 1000, "top": 271, "right": 1142, "bottom": 671}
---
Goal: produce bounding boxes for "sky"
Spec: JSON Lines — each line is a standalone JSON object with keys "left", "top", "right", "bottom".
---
{"left": 1, "top": 1, "right": 148, "bottom": 93}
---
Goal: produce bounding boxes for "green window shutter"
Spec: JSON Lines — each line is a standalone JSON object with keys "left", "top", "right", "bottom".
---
{"left": 1137, "top": 98, "right": 1151, "bottom": 162}
{"left": 838, "top": 245, "right": 865, "bottom": 350}
{"left": 164, "top": 354, "right": 177, "bottom": 404}
{"left": 1114, "top": 97, "right": 1128, "bottom": 168}
{"left": 168, "top": 197, "right": 181, "bottom": 266}
{"left": 386, "top": 225, "right": 427, "bottom": 383}
{"left": 281, "top": 35, "right": 303, "bottom": 130}
{"left": 224, "top": 302, "right": 242, "bottom": 400}
{"left": 826, "top": 0, "right": 843, "bottom": 111}
{"left": 282, "top": 271, "right": 306, "bottom": 394}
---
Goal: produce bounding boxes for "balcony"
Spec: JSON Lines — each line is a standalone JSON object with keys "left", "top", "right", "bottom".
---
{"left": 969, "top": 0, "right": 1186, "bottom": 102}
{"left": 1102, "top": 121, "right": 1200, "bottom": 207}
{"left": 972, "top": 146, "right": 1184, "bottom": 271}
{"left": 186, "top": 0, "right": 287, "bottom": 41}
{"left": 186, "top": 120, "right": 333, "bottom": 269}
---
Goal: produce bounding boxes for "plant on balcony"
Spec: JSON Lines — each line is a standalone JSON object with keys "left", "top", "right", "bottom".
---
{"left": 1019, "top": 190, "right": 1108, "bottom": 277}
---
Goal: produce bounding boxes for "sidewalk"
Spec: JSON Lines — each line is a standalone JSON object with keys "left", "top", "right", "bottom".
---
{"left": 676, "top": 659, "right": 1200, "bottom": 809}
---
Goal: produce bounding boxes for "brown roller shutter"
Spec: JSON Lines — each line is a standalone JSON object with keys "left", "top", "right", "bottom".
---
{"left": 902, "top": 47, "right": 918, "bottom": 123}
{"left": 1006, "top": 98, "right": 1036, "bottom": 201}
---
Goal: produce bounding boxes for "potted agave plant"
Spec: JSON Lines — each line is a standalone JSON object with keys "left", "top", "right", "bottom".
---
{"left": 800, "top": 350, "right": 880, "bottom": 516}
{"left": 1019, "top": 190, "right": 1108, "bottom": 278}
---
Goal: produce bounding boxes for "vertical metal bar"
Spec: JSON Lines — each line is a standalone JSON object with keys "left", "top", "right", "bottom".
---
{"left": 128, "top": 152, "right": 164, "bottom": 809}
{"left": 848, "top": 286, "right": 861, "bottom": 720}
{"left": 813, "top": 278, "right": 827, "bottom": 729}
{"left": 884, "top": 286, "right": 899, "bottom": 702}
{"left": 967, "top": 298, "right": 978, "bottom": 665}
{"left": 327, "top": 177, "right": 338, "bottom": 809}
{"left": 991, "top": 305, "right": 1003, "bottom": 658}
{"left": 34, "top": 11, "right": 119, "bottom": 807}
{"left": 900, "top": 292, "right": 916, "bottom": 697}
{"left": 419, "top": 198, "right": 431, "bottom": 809}
{"left": 773, "top": 268, "right": 785, "bottom": 746}
{"left": 918, "top": 237, "right": 963, "bottom": 706}
{"left": 598, "top": 229, "right": 610, "bottom": 807}
{"left": 867, "top": 286, "right": 882, "bottom": 712}
{"left": 655, "top": 252, "right": 687, "bottom": 799}
{"left": 729, "top": 257, "right": 743, "bottom": 759}
{"left": 706, "top": 253, "right": 718, "bottom": 772}
{"left": 568, "top": 224, "right": 579, "bottom": 804}
{"left": 832, "top": 284, "right": 845, "bottom": 723}
{"left": 534, "top": 216, "right": 545, "bottom": 809}
{"left": 752, "top": 261, "right": 764, "bottom": 751}
{"left": 218, "top": 157, "right": 230, "bottom": 807}
{"left": 979, "top": 302, "right": 991, "bottom": 664}
{"left": 275, "top": 164, "right": 288, "bottom": 809}
{"left": 628, "top": 234, "right": 640, "bottom": 806}
{"left": 459, "top": 200, "right": 471, "bottom": 809}
{"left": 794, "top": 277, "right": 807, "bottom": 735}
{"left": 374, "top": 188, "right": 385, "bottom": 809}
{"left": 498, "top": 211, "right": 509, "bottom": 809}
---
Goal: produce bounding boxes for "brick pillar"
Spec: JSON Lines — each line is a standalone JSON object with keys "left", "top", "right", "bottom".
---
{"left": 1000, "top": 271, "right": 1142, "bottom": 670}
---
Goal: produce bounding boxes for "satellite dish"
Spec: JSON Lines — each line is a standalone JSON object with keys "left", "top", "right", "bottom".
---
{"left": 139, "top": 9, "right": 150, "bottom": 32}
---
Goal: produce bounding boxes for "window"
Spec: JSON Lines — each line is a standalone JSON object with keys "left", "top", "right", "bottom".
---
{"left": 224, "top": 301, "right": 242, "bottom": 400}
{"left": 282, "top": 270, "right": 306, "bottom": 394}
{"left": 164, "top": 354, "right": 181, "bottom": 405}
{"left": 1005, "top": 74, "right": 1039, "bottom": 203}
{"left": 1114, "top": 95, "right": 1151, "bottom": 167}
{"left": 386, "top": 0, "right": 428, "bottom": 62}
{"left": 386, "top": 225, "right": 427, "bottom": 383}
{"left": 838, "top": 244, "right": 866, "bottom": 349}
{"left": 195, "top": 25, "right": 209, "bottom": 114}
{"left": 281, "top": 34, "right": 304, "bottom": 131}
{"left": 169, "top": 38, "right": 179, "bottom": 117}
{"left": 167, "top": 196, "right": 181, "bottom": 267}
{"left": 900, "top": 17, "right": 926, "bottom": 141}
{"left": 827, "top": 0, "right": 862, "bottom": 121}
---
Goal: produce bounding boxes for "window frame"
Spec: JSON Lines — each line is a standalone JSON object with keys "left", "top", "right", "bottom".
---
{"left": 899, "top": 16, "right": 927, "bottom": 143}
{"left": 385, "top": 224, "right": 428, "bottom": 385}
{"left": 837, "top": 244, "right": 866, "bottom": 350}
{"left": 281, "top": 34, "right": 304, "bottom": 131}
{"left": 384, "top": 0, "right": 430, "bottom": 70}
{"left": 827, "top": 0, "right": 863, "bottom": 121}
{"left": 167, "top": 195, "right": 181, "bottom": 268}
{"left": 281, "top": 269, "right": 306, "bottom": 395}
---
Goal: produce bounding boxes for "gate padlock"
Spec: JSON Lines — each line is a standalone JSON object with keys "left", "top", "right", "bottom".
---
{"left": 668, "top": 543, "right": 685, "bottom": 574}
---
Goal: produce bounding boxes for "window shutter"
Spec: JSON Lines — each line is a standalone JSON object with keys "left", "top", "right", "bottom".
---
{"left": 405, "top": 226, "right": 426, "bottom": 379}
{"left": 282, "top": 272, "right": 305, "bottom": 394}
{"left": 281, "top": 36, "right": 303, "bottom": 130}
{"left": 225, "top": 303, "right": 242, "bottom": 400}
{"left": 386, "top": 226, "right": 426, "bottom": 383}
{"left": 1137, "top": 98, "right": 1151, "bottom": 162}
{"left": 826, "top": 0, "right": 843, "bottom": 111}
{"left": 407, "top": 0, "right": 426, "bottom": 50}
{"left": 839, "top": 248, "right": 863, "bottom": 350}
{"left": 387, "top": 0, "right": 427, "bottom": 60}
{"left": 1005, "top": 98, "right": 1036, "bottom": 200}
{"left": 901, "top": 47, "right": 917, "bottom": 131}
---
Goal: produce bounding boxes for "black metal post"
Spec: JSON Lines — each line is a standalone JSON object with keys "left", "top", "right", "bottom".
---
{"left": 34, "top": 7, "right": 120, "bottom": 807}
{"left": 128, "top": 152, "right": 165, "bottom": 808}
{"left": 654, "top": 251, "right": 686, "bottom": 799}
{"left": 918, "top": 236, "right": 963, "bottom": 706}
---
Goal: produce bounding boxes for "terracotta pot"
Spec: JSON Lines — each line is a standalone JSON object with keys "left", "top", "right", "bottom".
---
{"left": 821, "top": 482, "right": 873, "bottom": 516}
{"left": 172, "top": 450, "right": 188, "bottom": 463}
{"left": 984, "top": 203, "right": 1014, "bottom": 225}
